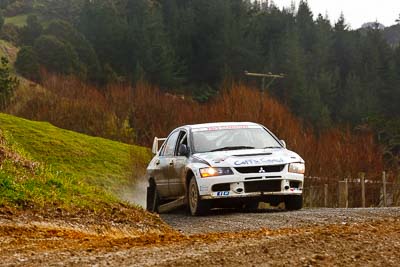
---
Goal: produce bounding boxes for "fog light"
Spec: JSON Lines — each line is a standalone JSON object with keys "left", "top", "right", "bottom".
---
{"left": 231, "top": 182, "right": 244, "bottom": 194}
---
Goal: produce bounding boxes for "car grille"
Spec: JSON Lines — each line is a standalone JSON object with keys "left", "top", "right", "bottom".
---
{"left": 212, "top": 183, "right": 230, "bottom": 192}
{"left": 244, "top": 180, "right": 282, "bottom": 193}
{"left": 235, "top": 164, "right": 285, "bottom": 174}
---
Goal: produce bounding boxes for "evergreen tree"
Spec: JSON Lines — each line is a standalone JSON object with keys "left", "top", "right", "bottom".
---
{"left": 222, "top": 0, "right": 262, "bottom": 79}
{"left": 391, "top": 46, "right": 400, "bottom": 115}
{"left": 45, "top": 20, "right": 101, "bottom": 81}
{"left": 78, "top": 0, "right": 127, "bottom": 80}
{"left": 19, "top": 15, "right": 43, "bottom": 46}
{"left": 161, "top": 0, "right": 193, "bottom": 82}
{"left": 125, "top": 0, "right": 183, "bottom": 87}
{"left": 340, "top": 74, "right": 370, "bottom": 123}
{"left": 189, "top": 0, "right": 227, "bottom": 86}
{"left": 359, "top": 28, "right": 391, "bottom": 118}
{"left": 315, "top": 69, "right": 339, "bottom": 119}
{"left": 4, "top": 0, "right": 397, "bottom": 134}
{"left": 33, "top": 35, "right": 81, "bottom": 75}
{"left": 0, "top": 10, "right": 4, "bottom": 32}
{"left": 281, "top": 28, "right": 307, "bottom": 111}
{"left": 0, "top": 57, "right": 18, "bottom": 110}
{"left": 296, "top": 0, "right": 316, "bottom": 53}
{"left": 15, "top": 46, "right": 41, "bottom": 81}
{"left": 313, "top": 14, "right": 334, "bottom": 72}
{"left": 330, "top": 14, "right": 362, "bottom": 120}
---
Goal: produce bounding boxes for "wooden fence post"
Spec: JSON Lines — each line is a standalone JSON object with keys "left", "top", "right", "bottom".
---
{"left": 361, "top": 173, "right": 365, "bottom": 208}
{"left": 346, "top": 179, "right": 349, "bottom": 208}
{"left": 324, "top": 184, "right": 328, "bottom": 207}
{"left": 396, "top": 174, "right": 400, "bottom": 206}
{"left": 382, "top": 171, "right": 387, "bottom": 207}
{"left": 339, "top": 179, "right": 348, "bottom": 208}
{"left": 309, "top": 186, "right": 313, "bottom": 208}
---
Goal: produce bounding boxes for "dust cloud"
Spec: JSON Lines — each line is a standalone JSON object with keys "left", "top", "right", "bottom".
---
{"left": 120, "top": 177, "right": 148, "bottom": 208}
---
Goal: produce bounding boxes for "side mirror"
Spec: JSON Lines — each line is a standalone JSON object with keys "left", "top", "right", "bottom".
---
{"left": 178, "top": 144, "right": 190, "bottom": 157}
{"left": 280, "top": 140, "right": 287, "bottom": 149}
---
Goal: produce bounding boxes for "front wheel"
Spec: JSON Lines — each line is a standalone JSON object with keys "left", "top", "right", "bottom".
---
{"left": 242, "top": 202, "right": 259, "bottom": 212}
{"left": 146, "top": 181, "right": 159, "bottom": 213}
{"left": 284, "top": 195, "right": 303, "bottom": 211}
{"left": 188, "top": 176, "right": 210, "bottom": 216}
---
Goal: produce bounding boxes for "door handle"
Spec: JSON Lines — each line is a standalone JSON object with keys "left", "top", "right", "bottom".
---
{"left": 169, "top": 160, "right": 174, "bottom": 166}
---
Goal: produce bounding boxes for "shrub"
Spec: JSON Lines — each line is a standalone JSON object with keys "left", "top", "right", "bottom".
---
{"left": 33, "top": 35, "right": 81, "bottom": 75}
{"left": 0, "top": 23, "right": 20, "bottom": 44}
{"left": 15, "top": 46, "right": 40, "bottom": 81}
{"left": 6, "top": 74, "right": 384, "bottom": 180}
{"left": 19, "top": 15, "right": 43, "bottom": 46}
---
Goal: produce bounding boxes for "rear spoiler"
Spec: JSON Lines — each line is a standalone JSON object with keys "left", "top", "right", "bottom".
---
{"left": 152, "top": 137, "right": 167, "bottom": 154}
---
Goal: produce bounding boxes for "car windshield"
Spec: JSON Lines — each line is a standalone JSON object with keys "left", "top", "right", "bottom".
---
{"left": 192, "top": 127, "right": 282, "bottom": 153}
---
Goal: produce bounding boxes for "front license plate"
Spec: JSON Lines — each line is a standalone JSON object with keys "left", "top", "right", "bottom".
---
{"left": 213, "top": 191, "right": 230, "bottom": 196}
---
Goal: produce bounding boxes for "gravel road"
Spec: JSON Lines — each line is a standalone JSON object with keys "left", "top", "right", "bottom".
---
{"left": 1, "top": 207, "right": 400, "bottom": 266}
{"left": 162, "top": 207, "right": 400, "bottom": 234}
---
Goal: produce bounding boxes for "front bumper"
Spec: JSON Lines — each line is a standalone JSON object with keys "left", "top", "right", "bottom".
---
{"left": 197, "top": 171, "right": 303, "bottom": 200}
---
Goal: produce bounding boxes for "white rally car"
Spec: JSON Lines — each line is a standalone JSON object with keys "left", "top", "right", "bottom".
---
{"left": 146, "top": 122, "right": 305, "bottom": 216}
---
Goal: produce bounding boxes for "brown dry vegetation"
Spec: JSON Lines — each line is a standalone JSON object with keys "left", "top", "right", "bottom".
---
{"left": 6, "top": 73, "right": 385, "bottom": 181}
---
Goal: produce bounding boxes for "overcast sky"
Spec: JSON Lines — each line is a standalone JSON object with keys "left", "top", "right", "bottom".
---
{"left": 271, "top": 0, "right": 400, "bottom": 29}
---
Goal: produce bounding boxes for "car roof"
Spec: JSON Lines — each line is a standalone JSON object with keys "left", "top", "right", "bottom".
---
{"left": 184, "top": 122, "right": 261, "bottom": 130}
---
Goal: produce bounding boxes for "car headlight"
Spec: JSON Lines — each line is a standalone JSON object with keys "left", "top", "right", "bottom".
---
{"left": 288, "top": 163, "right": 305, "bottom": 174}
{"left": 200, "top": 167, "right": 233, "bottom": 178}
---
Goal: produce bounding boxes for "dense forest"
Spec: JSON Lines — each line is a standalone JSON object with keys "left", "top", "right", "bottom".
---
{"left": 0, "top": 0, "right": 399, "bottom": 171}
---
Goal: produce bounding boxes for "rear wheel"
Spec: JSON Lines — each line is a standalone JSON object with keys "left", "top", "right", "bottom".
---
{"left": 146, "top": 181, "right": 159, "bottom": 213}
{"left": 284, "top": 195, "right": 303, "bottom": 211}
{"left": 188, "top": 176, "right": 210, "bottom": 216}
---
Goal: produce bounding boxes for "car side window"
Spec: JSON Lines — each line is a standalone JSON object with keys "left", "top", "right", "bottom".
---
{"left": 162, "top": 131, "right": 180, "bottom": 157}
{"left": 176, "top": 131, "right": 188, "bottom": 156}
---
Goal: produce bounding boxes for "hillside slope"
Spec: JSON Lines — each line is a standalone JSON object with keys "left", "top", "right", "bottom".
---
{"left": 0, "top": 112, "right": 151, "bottom": 210}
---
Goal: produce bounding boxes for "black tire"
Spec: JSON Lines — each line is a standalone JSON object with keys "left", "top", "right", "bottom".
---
{"left": 243, "top": 202, "right": 259, "bottom": 212}
{"left": 146, "top": 181, "right": 159, "bottom": 213}
{"left": 188, "top": 176, "right": 210, "bottom": 216}
{"left": 284, "top": 195, "right": 303, "bottom": 211}
{"left": 268, "top": 196, "right": 284, "bottom": 207}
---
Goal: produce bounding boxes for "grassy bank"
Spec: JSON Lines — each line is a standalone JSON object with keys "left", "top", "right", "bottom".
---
{"left": 0, "top": 113, "right": 151, "bottom": 211}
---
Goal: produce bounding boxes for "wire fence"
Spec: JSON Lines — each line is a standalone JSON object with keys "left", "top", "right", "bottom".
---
{"left": 303, "top": 172, "right": 400, "bottom": 208}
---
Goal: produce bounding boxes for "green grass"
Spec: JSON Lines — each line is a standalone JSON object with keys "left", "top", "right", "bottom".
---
{"left": 4, "top": 14, "right": 29, "bottom": 27}
{"left": 0, "top": 113, "right": 151, "bottom": 210}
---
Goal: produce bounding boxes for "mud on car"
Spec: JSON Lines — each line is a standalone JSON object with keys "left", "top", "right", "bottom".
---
{"left": 146, "top": 122, "right": 305, "bottom": 216}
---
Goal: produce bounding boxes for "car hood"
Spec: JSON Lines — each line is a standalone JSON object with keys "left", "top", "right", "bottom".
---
{"left": 192, "top": 148, "right": 304, "bottom": 167}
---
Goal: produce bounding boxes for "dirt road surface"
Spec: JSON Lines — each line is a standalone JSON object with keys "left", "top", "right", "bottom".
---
{"left": 1, "top": 207, "right": 400, "bottom": 266}
{"left": 162, "top": 207, "right": 400, "bottom": 234}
